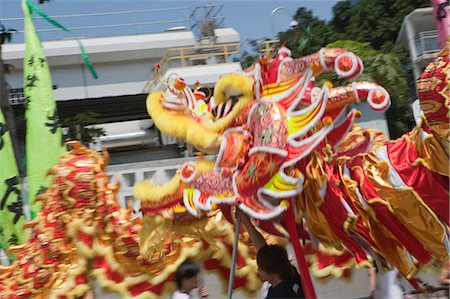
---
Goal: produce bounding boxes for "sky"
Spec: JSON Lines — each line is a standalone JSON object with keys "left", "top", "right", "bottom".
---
{"left": 0, "top": 0, "right": 340, "bottom": 43}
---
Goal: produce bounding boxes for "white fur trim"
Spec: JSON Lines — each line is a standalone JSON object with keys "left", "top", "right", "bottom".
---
{"left": 280, "top": 168, "right": 304, "bottom": 185}
{"left": 334, "top": 52, "right": 358, "bottom": 78}
{"left": 193, "top": 194, "right": 212, "bottom": 211}
{"left": 277, "top": 57, "right": 293, "bottom": 85}
{"left": 208, "top": 195, "right": 236, "bottom": 205}
{"left": 356, "top": 56, "right": 364, "bottom": 77}
{"left": 287, "top": 84, "right": 329, "bottom": 141}
{"left": 278, "top": 47, "right": 292, "bottom": 56}
{"left": 253, "top": 63, "right": 263, "bottom": 100}
{"left": 286, "top": 69, "right": 313, "bottom": 113}
{"left": 352, "top": 82, "right": 361, "bottom": 104}
{"left": 180, "top": 163, "right": 197, "bottom": 183}
{"left": 285, "top": 124, "right": 334, "bottom": 168}
{"left": 232, "top": 171, "right": 243, "bottom": 198}
{"left": 238, "top": 203, "right": 287, "bottom": 220}
{"left": 367, "top": 87, "right": 391, "bottom": 112}
{"left": 215, "top": 127, "right": 249, "bottom": 168}
{"left": 248, "top": 146, "right": 288, "bottom": 157}
{"left": 318, "top": 48, "right": 331, "bottom": 71}
{"left": 258, "top": 184, "right": 302, "bottom": 200}
{"left": 183, "top": 189, "right": 201, "bottom": 218}
{"left": 374, "top": 146, "right": 407, "bottom": 189}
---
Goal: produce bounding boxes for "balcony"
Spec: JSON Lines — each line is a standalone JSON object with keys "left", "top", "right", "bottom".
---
{"left": 143, "top": 41, "right": 240, "bottom": 92}
{"left": 413, "top": 30, "right": 440, "bottom": 60}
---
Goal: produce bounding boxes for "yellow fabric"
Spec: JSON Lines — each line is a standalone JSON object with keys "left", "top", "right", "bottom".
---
{"left": 362, "top": 153, "right": 448, "bottom": 260}
{"left": 337, "top": 163, "right": 416, "bottom": 276}
{"left": 410, "top": 120, "right": 450, "bottom": 176}
{"left": 299, "top": 153, "right": 342, "bottom": 248}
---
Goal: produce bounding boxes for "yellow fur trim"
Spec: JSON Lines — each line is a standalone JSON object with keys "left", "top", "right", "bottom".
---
{"left": 200, "top": 74, "right": 255, "bottom": 133}
{"left": 147, "top": 92, "right": 221, "bottom": 154}
{"left": 134, "top": 174, "right": 182, "bottom": 202}
{"left": 134, "top": 159, "right": 214, "bottom": 202}
{"left": 213, "top": 74, "right": 254, "bottom": 105}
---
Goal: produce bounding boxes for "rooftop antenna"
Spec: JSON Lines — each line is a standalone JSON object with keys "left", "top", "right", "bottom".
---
{"left": 189, "top": 4, "right": 225, "bottom": 43}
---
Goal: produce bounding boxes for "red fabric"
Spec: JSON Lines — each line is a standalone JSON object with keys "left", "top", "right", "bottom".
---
{"left": 77, "top": 231, "right": 93, "bottom": 247}
{"left": 105, "top": 268, "right": 124, "bottom": 283}
{"left": 128, "top": 281, "right": 164, "bottom": 297}
{"left": 418, "top": 56, "right": 449, "bottom": 123}
{"left": 348, "top": 157, "right": 433, "bottom": 264}
{"left": 387, "top": 138, "right": 449, "bottom": 224}
{"left": 319, "top": 163, "right": 370, "bottom": 265}
{"left": 303, "top": 243, "right": 354, "bottom": 272}
{"left": 327, "top": 110, "right": 356, "bottom": 148}
{"left": 76, "top": 274, "right": 87, "bottom": 285}
{"left": 203, "top": 259, "right": 248, "bottom": 289}
{"left": 225, "top": 244, "right": 246, "bottom": 269}
{"left": 235, "top": 154, "right": 285, "bottom": 197}
{"left": 285, "top": 203, "right": 317, "bottom": 299}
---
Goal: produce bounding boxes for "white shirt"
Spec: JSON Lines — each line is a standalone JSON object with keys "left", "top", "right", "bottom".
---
{"left": 170, "top": 290, "right": 192, "bottom": 299}
{"left": 373, "top": 269, "right": 403, "bottom": 299}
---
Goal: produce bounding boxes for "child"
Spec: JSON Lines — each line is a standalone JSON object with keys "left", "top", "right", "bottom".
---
{"left": 171, "top": 259, "right": 209, "bottom": 299}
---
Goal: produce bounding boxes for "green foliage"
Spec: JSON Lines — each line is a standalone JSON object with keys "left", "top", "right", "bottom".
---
{"left": 330, "top": 0, "right": 353, "bottom": 35}
{"left": 279, "top": 7, "right": 335, "bottom": 57}
{"left": 62, "top": 111, "right": 106, "bottom": 145}
{"left": 237, "top": 50, "right": 258, "bottom": 69}
{"left": 240, "top": 0, "right": 430, "bottom": 137}
{"left": 324, "top": 40, "right": 408, "bottom": 101}
{"left": 333, "top": 0, "right": 430, "bottom": 51}
{"left": 0, "top": 24, "right": 16, "bottom": 45}
{"left": 236, "top": 39, "right": 266, "bottom": 69}
{"left": 322, "top": 40, "right": 414, "bottom": 138}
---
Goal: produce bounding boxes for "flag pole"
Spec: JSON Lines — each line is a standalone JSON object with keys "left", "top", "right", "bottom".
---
{"left": 227, "top": 215, "right": 241, "bottom": 299}
{"left": 285, "top": 200, "right": 317, "bottom": 299}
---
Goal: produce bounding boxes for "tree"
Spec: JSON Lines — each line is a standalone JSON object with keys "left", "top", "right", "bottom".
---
{"left": 62, "top": 111, "right": 105, "bottom": 145}
{"left": 330, "top": 1, "right": 353, "bottom": 35}
{"left": 266, "top": 0, "right": 432, "bottom": 137}
{"left": 322, "top": 40, "right": 414, "bottom": 138}
{"left": 278, "top": 7, "right": 335, "bottom": 58}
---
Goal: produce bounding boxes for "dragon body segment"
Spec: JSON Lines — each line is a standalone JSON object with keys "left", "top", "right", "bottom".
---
{"left": 137, "top": 44, "right": 449, "bottom": 278}
{"left": 0, "top": 143, "right": 262, "bottom": 298}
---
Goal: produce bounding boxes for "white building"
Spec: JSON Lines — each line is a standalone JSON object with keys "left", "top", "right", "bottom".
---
{"left": 396, "top": 7, "right": 440, "bottom": 82}
{"left": 3, "top": 23, "right": 242, "bottom": 204}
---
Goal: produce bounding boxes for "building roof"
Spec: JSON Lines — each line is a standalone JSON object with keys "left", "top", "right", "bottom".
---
{"left": 3, "top": 31, "right": 197, "bottom": 66}
{"left": 396, "top": 7, "right": 435, "bottom": 45}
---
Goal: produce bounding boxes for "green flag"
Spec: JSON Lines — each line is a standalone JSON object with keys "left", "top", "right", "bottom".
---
{"left": 23, "top": 0, "right": 66, "bottom": 218}
{"left": 0, "top": 109, "right": 27, "bottom": 255}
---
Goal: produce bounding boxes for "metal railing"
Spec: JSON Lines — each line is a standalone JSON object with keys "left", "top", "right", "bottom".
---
{"left": 0, "top": 5, "right": 224, "bottom": 43}
{"left": 413, "top": 30, "right": 440, "bottom": 59}
{"left": 143, "top": 42, "right": 240, "bottom": 93}
{"left": 257, "top": 39, "right": 280, "bottom": 56}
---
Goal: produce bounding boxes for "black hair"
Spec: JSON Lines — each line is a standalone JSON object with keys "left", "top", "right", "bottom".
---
{"left": 256, "top": 244, "right": 294, "bottom": 280}
{"left": 175, "top": 259, "right": 200, "bottom": 288}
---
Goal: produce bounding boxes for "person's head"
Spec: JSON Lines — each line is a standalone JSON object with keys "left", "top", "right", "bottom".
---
{"left": 126, "top": 197, "right": 134, "bottom": 209}
{"left": 256, "top": 245, "right": 294, "bottom": 284}
{"left": 175, "top": 259, "right": 200, "bottom": 292}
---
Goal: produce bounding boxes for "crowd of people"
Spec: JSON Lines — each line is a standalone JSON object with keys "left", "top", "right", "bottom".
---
{"left": 170, "top": 208, "right": 450, "bottom": 299}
